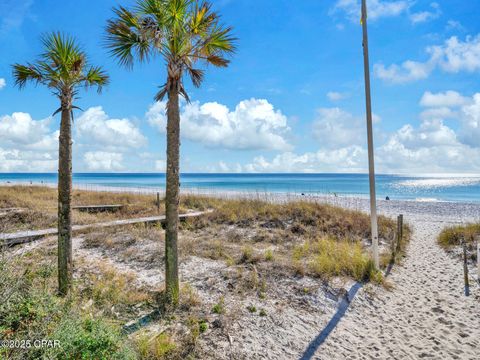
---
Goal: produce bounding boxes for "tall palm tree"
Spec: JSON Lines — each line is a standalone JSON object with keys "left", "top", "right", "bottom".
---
{"left": 12, "top": 33, "right": 109, "bottom": 296}
{"left": 106, "top": 0, "right": 235, "bottom": 305}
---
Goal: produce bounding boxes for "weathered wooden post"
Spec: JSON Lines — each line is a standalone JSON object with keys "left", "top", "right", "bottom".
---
{"left": 156, "top": 192, "right": 160, "bottom": 213}
{"left": 476, "top": 235, "right": 480, "bottom": 284}
{"left": 396, "top": 214, "right": 403, "bottom": 255}
{"left": 462, "top": 237, "right": 470, "bottom": 296}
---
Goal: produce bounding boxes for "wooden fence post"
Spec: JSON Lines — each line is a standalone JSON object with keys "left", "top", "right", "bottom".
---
{"left": 476, "top": 235, "right": 480, "bottom": 284}
{"left": 462, "top": 237, "right": 470, "bottom": 296}
{"left": 156, "top": 192, "right": 160, "bottom": 213}
{"left": 396, "top": 214, "right": 403, "bottom": 255}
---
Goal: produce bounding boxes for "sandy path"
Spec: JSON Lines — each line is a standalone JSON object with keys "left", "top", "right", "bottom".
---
{"left": 314, "top": 215, "right": 480, "bottom": 360}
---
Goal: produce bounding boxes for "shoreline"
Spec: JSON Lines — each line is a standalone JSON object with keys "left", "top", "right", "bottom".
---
{"left": 2, "top": 180, "right": 480, "bottom": 205}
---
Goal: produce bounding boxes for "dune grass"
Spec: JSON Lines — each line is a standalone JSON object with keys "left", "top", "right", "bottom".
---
{"left": 438, "top": 223, "right": 480, "bottom": 248}
{"left": 0, "top": 250, "right": 141, "bottom": 359}
{"left": 438, "top": 223, "right": 479, "bottom": 262}
{"left": 0, "top": 243, "right": 209, "bottom": 360}
{"left": 292, "top": 237, "right": 379, "bottom": 282}
{"left": 0, "top": 186, "right": 211, "bottom": 233}
{"left": 1, "top": 186, "right": 410, "bottom": 283}
{"left": 186, "top": 197, "right": 398, "bottom": 242}
{"left": 1, "top": 186, "right": 412, "bottom": 358}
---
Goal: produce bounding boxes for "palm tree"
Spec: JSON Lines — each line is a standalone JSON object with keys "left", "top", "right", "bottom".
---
{"left": 12, "top": 33, "right": 109, "bottom": 296}
{"left": 106, "top": 0, "right": 235, "bottom": 305}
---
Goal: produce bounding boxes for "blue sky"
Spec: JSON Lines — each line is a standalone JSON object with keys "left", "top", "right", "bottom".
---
{"left": 1, "top": 0, "right": 480, "bottom": 174}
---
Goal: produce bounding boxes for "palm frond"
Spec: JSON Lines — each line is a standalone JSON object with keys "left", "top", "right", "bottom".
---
{"left": 206, "top": 55, "right": 229, "bottom": 67}
{"left": 12, "top": 63, "right": 45, "bottom": 89}
{"left": 106, "top": 6, "right": 153, "bottom": 68}
{"left": 186, "top": 67, "right": 204, "bottom": 87}
{"left": 107, "top": 0, "right": 236, "bottom": 102}
{"left": 12, "top": 31, "right": 108, "bottom": 108}
{"left": 81, "top": 66, "right": 110, "bottom": 93}
{"left": 154, "top": 83, "right": 169, "bottom": 101}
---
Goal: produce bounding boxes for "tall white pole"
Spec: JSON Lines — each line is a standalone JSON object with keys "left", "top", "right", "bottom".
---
{"left": 361, "top": 0, "right": 379, "bottom": 269}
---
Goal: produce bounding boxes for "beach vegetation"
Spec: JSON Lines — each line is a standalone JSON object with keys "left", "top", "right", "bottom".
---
{"left": 264, "top": 249, "right": 274, "bottom": 261}
{"left": 106, "top": 0, "right": 236, "bottom": 307}
{"left": 293, "top": 237, "right": 380, "bottom": 282}
{"left": 0, "top": 254, "right": 136, "bottom": 360}
{"left": 438, "top": 223, "right": 480, "bottom": 261}
{"left": 12, "top": 34, "right": 109, "bottom": 296}
{"left": 212, "top": 296, "right": 225, "bottom": 314}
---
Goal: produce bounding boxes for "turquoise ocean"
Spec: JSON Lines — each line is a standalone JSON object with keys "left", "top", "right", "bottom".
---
{"left": 1, "top": 173, "right": 480, "bottom": 203}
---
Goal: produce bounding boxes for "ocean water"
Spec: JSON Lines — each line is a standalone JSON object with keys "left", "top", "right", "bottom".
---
{"left": 1, "top": 173, "right": 480, "bottom": 203}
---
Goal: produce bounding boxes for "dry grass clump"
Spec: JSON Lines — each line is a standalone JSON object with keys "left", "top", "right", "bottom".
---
{"left": 438, "top": 223, "right": 480, "bottom": 248}
{"left": 77, "top": 261, "right": 153, "bottom": 315}
{"left": 0, "top": 210, "right": 57, "bottom": 233}
{"left": 0, "top": 185, "right": 165, "bottom": 232}
{"left": 292, "top": 237, "right": 379, "bottom": 282}
{"left": 187, "top": 199, "right": 396, "bottom": 243}
{"left": 438, "top": 223, "right": 479, "bottom": 262}
{"left": 0, "top": 186, "right": 219, "bottom": 233}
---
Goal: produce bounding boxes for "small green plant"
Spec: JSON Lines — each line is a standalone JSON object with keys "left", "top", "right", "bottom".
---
{"left": 259, "top": 309, "right": 267, "bottom": 317}
{"left": 264, "top": 249, "right": 274, "bottom": 261}
{"left": 135, "top": 332, "right": 177, "bottom": 359}
{"left": 212, "top": 297, "right": 225, "bottom": 314}
{"left": 47, "top": 316, "right": 136, "bottom": 359}
{"left": 247, "top": 305, "right": 257, "bottom": 313}
{"left": 199, "top": 320, "right": 208, "bottom": 333}
{"left": 239, "top": 245, "right": 255, "bottom": 263}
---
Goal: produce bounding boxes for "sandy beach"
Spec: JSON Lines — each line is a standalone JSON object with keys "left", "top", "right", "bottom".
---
{"left": 2, "top": 186, "right": 479, "bottom": 359}
{"left": 73, "top": 194, "right": 480, "bottom": 359}
{"left": 311, "top": 198, "right": 480, "bottom": 360}
{"left": 201, "top": 197, "right": 480, "bottom": 359}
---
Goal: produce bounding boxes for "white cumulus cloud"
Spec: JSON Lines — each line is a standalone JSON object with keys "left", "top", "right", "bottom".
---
{"left": 83, "top": 151, "right": 124, "bottom": 171}
{"left": 244, "top": 147, "right": 368, "bottom": 173}
{"left": 409, "top": 2, "right": 441, "bottom": 24}
{"left": 332, "top": 0, "right": 411, "bottom": 22}
{"left": 420, "top": 91, "right": 470, "bottom": 107}
{"left": 76, "top": 107, "right": 147, "bottom": 150}
{"left": 0, "top": 112, "right": 52, "bottom": 147}
{"left": 312, "top": 108, "right": 366, "bottom": 149}
{"left": 375, "top": 35, "right": 480, "bottom": 83}
{"left": 0, "top": 78, "right": 6, "bottom": 90}
{"left": 147, "top": 98, "right": 292, "bottom": 151}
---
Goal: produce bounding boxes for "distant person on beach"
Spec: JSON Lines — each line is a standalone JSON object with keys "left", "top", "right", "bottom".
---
{"left": 386, "top": 196, "right": 390, "bottom": 200}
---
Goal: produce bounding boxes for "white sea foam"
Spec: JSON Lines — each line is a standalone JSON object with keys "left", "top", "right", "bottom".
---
{"left": 415, "top": 197, "right": 441, "bottom": 202}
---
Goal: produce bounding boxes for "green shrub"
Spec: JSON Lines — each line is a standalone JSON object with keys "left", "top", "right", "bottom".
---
{"left": 212, "top": 297, "right": 225, "bottom": 314}
{"left": 46, "top": 316, "right": 135, "bottom": 360}
{"left": 198, "top": 320, "right": 208, "bottom": 333}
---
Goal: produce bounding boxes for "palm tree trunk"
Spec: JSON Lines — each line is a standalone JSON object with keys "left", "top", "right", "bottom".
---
{"left": 58, "top": 105, "right": 73, "bottom": 296}
{"left": 165, "top": 78, "right": 180, "bottom": 305}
